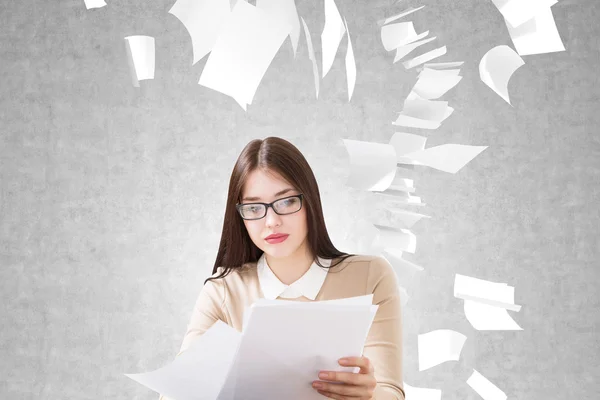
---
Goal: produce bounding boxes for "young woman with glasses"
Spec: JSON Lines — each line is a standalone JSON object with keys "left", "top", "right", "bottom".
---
{"left": 159, "top": 137, "right": 405, "bottom": 400}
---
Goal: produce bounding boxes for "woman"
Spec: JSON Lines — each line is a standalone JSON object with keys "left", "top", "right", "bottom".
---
{"left": 159, "top": 137, "right": 405, "bottom": 400}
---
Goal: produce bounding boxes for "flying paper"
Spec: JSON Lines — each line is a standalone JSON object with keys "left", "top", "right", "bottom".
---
{"left": 403, "top": 382, "right": 442, "bottom": 400}
{"left": 381, "top": 22, "right": 428, "bottom": 51}
{"left": 466, "top": 369, "right": 508, "bottom": 400}
{"left": 389, "top": 132, "right": 427, "bottom": 159}
{"left": 372, "top": 224, "right": 416, "bottom": 254}
{"left": 321, "top": 0, "right": 346, "bottom": 78}
{"left": 479, "top": 45, "right": 524, "bottom": 105}
{"left": 401, "top": 144, "right": 488, "bottom": 174}
{"left": 342, "top": 139, "right": 397, "bottom": 191}
{"left": 378, "top": 6, "right": 425, "bottom": 26}
{"left": 505, "top": 7, "right": 565, "bottom": 56}
{"left": 301, "top": 18, "right": 320, "bottom": 98}
{"left": 412, "top": 67, "right": 462, "bottom": 99}
{"left": 386, "top": 208, "right": 431, "bottom": 229}
{"left": 418, "top": 329, "right": 467, "bottom": 371}
{"left": 198, "top": 1, "right": 291, "bottom": 108}
{"left": 168, "top": 0, "right": 231, "bottom": 65}
{"left": 423, "top": 61, "right": 464, "bottom": 69}
{"left": 403, "top": 45, "right": 446, "bottom": 69}
{"left": 344, "top": 17, "right": 356, "bottom": 101}
{"left": 387, "top": 179, "right": 416, "bottom": 193}
{"left": 84, "top": 0, "right": 106, "bottom": 9}
{"left": 256, "top": 0, "right": 301, "bottom": 57}
{"left": 491, "top": 0, "right": 558, "bottom": 28}
{"left": 394, "top": 36, "right": 437, "bottom": 63}
{"left": 376, "top": 189, "right": 424, "bottom": 206}
{"left": 124, "top": 35, "right": 155, "bottom": 87}
{"left": 454, "top": 274, "right": 523, "bottom": 331}
{"left": 393, "top": 96, "right": 453, "bottom": 129}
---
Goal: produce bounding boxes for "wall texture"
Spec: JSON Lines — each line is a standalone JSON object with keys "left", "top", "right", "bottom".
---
{"left": 1, "top": 0, "right": 598, "bottom": 399}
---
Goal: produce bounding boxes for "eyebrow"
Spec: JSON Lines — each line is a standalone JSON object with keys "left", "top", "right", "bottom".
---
{"left": 242, "top": 188, "right": 295, "bottom": 202}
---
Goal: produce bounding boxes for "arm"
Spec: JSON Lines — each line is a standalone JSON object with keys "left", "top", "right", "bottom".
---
{"left": 363, "top": 257, "right": 406, "bottom": 400}
{"left": 158, "top": 273, "right": 227, "bottom": 400}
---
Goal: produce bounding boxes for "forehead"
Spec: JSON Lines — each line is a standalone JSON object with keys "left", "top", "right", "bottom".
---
{"left": 242, "top": 169, "right": 295, "bottom": 200}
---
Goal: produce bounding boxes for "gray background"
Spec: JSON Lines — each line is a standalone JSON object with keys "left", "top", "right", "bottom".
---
{"left": 1, "top": 0, "right": 598, "bottom": 399}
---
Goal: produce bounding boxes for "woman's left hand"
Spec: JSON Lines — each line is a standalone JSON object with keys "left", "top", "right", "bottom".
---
{"left": 312, "top": 356, "right": 377, "bottom": 399}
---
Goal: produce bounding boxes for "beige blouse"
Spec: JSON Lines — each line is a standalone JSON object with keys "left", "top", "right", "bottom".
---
{"left": 158, "top": 254, "right": 405, "bottom": 400}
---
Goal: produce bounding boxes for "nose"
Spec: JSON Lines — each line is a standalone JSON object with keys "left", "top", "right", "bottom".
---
{"left": 264, "top": 205, "right": 282, "bottom": 227}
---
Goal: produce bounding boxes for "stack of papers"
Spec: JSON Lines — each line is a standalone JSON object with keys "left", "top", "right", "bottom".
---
{"left": 125, "top": 294, "right": 378, "bottom": 400}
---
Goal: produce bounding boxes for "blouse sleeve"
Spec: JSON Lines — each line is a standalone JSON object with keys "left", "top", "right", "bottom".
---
{"left": 363, "top": 256, "right": 406, "bottom": 400}
{"left": 158, "top": 271, "right": 228, "bottom": 400}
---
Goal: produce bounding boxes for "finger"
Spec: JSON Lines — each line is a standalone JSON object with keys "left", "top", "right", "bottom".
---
{"left": 320, "top": 371, "right": 374, "bottom": 387}
{"left": 316, "top": 388, "right": 362, "bottom": 399}
{"left": 339, "top": 356, "right": 375, "bottom": 375}
{"left": 314, "top": 381, "right": 371, "bottom": 398}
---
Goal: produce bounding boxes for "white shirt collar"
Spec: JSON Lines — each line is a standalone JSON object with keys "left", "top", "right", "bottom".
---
{"left": 257, "top": 253, "right": 331, "bottom": 300}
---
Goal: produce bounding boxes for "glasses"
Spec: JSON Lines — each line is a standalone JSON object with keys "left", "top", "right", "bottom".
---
{"left": 236, "top": 194, "right": 304, "bottom": 220}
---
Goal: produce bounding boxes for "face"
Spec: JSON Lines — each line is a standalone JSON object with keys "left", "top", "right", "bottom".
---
{"left": 239, "top": 169, "right": 309, "bottom": 260}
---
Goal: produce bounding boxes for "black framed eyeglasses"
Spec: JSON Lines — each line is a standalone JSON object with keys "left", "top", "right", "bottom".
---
{"left": 236, "top": 194, "right": 304, "bottom": 220}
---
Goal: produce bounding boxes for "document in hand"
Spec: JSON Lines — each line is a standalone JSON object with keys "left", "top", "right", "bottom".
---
{"left": 125, "top": 294, "right": 378, "bottom": 400}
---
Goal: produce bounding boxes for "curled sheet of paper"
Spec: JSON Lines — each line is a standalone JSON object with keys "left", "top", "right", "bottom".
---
{"left": 389, "top": 132, "right": 427, "bottom": 159}
{"left": 342, "top": 139, "right": 397, "bottom": 191}
{"left": 372, "top": 224, "right": 416, "bottom": 254}
{"left": 321, "top": 0, "right": 346, "bottom": 78}
{"left": 403, "top": 382, "right": 442, "bottom": 400}
{"left": 198, "top": 1, "right": 291, "bottom": 108}
{"left": 505, "top": 7, "right": 565, "bottom": 56}
{"left": 393, "top": 96, "right": 453, "bottom": 129}
{"left": 479, "top": 45, "right": 524, "bottom": 105}
{"left": 393, "top": 36, "right": 436, "bottom": 63}
{"left": 84, "top": 0, "right": 106, "bottom": 9}
{"left": 491, "top": 0, "right": 557, "bottom": 28}
{"left": 383, "top": 248, "right": 423, "bottom": 271}
{"left": 412, "top": 67, "right": 463, "bottom": 100}
{"left": 344, "top": 17, "right": 356, "bottom": 101}
{"left": 386, "top": 208, "right": 431, "bottom": 229}
{"left": 402, "top": 45, "right": 446, "bottom": 69}
{"left": 378, "top": 5, "right": 425, "bottom": 26}
{"left": 401, "top": 144, "right": 488, "bottom": 174}
{"left": 124, "top": 35, "right": 155, "bottom": 87}
{"left": 466, "top": 370, "right": 508, "bottom": 400}
{"left": 169, "top": 0, "right": 231, "bottom": 65}
{"left": 381, "top": 22, "right": 427, "bottom": 51}
{"left": 256, "top": 0, "right": 301, "bottom": 57}
{"left": 454, "top": 274, "right": 523, "bottom": 331}
{"left": 423, "top": 61, "right": 464, "bottom": 69}
{"left": 301, "top": 17, "right": 320, "bottom": 98}
{"left": 417, "top": 329, "right": 467, "bottom": 371}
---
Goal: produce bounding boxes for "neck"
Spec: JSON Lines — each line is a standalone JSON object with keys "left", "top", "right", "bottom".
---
{"left": 265, "top": 242, "right": 314, "bottom": 285}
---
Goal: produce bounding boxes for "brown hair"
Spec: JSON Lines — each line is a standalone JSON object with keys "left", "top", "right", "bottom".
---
{"left": 204, "top": 137, "right": 355, "bottom": 285}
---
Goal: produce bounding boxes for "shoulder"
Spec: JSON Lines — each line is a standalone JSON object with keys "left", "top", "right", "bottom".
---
{"left": 340, "top": 254, "right": 397, "bottom": 282}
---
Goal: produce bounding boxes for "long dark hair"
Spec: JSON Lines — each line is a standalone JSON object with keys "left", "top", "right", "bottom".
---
{"left": 204, "top": 137, "right": 355, "bottom": 285}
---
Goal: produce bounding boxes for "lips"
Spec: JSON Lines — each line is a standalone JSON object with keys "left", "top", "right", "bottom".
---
{"left": 265, "top": 233, "right": 288, "bottom": 240}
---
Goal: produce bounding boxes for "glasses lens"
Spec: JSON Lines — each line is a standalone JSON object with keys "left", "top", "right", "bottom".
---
{"left": 240, "top": 204, "right": 266, "bottom": 219}
{"left": 274, "top": 196, "right": 302, "bottom": 214}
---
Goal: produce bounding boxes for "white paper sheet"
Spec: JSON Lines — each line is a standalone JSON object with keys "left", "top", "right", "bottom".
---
{"left": 418, "top": 329, "right": 467, "bottom": 371}
{"left": 387, "top": 179, "right": 416, "bottom": 193}
{"left": 394, "top": 36, "right": 437, "bottom": 63}
{"left": 403, "top": 382, "right": 442, "bottom": 400}
{"left": 301, "top": 17, "right": 320, "bottom": 98}
{"left": 402, "top": 45, "right": 446, "bottom": 69}
{"left": 169, "top": 0, "right": 231, "bottom": 65}
{"left": 378, "top": 6, "right": 425, "bottom": 26}
{"left": 506, "top": 6, "right": 565, "bottom": 56}
{"left": 372, "top": 224, "right": 416, "bottom": 254}
{"left": 342, "top": 139, "right": 397, "bottom": 191}
{"left": 321, "top": 0, "right": 346, "bottom": 78}
{"left": 491, "top": 0, "right": 557, "bottom": 28}
{"left": 256, "top": 0, "right": 301, "bottom": 57}
{"left": 198, "top": 1, "right": 291, "bottom": 108}
{"left": 376, "top": 189, "right": 424, "bottom": 206}
{"left": 381, "top": 22, "right": 426, "bottom": 51}
{"left": 479, "top": 45, "right": 524, "bottom": 105}
{"left": 386, "top": 208, "right": 431, "bottom": 228}
{"left": 124, "top": 35, "right": 155, "bottom": 87}
{"left": 393, "top": 96, "right": 453, "bottom": 129}
{"left": 389, "top": 132, "right": 427, "bottom": 159}
{"left": 412, "top": 67, "right": 463, "bottom": 99}
{"left": 466, "top": 369, "right": 508, "bottom": 400}
{"left": 344, "top": 17, "right": 356, "bottom": 101}
{"left": 423, "top": 61, "right": 464, "bottom": 69}
{"left": 84, "top": 0, "right": 106, "bottom": 9}
{"left": 401, "top": 144, "right": 488, "bottom": 173}
{"left": 454, "top": 274, "right": 523, "bottom": 331}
